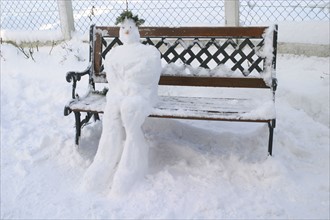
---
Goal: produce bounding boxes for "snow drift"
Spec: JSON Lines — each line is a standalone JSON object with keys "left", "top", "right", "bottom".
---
{"left": 1, "top": 38, "right": 329, "bottom": 219}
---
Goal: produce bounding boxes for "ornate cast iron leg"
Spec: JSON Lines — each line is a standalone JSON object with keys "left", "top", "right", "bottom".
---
{"left": 267, "top": 119, "right": 276, "bottom": 156}
{"left": 74, "top": 111, "right": 81, "bottom": 146}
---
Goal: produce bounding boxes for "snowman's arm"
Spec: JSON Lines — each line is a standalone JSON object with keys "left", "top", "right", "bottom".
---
{"left": 125, "top": 56, "right": 162, "bottom": 86}
{"left": 105, "top": 49, "right": 126, "bottom": 83}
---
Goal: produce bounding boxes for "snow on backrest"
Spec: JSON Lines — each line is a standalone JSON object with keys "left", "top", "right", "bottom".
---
{"left": 91, "top": 26, "right": 277, "bottom": 86}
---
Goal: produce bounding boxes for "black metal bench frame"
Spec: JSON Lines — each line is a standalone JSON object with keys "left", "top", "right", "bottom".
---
{"left": 64, "top": 25, "right": 278, "bottom": 155}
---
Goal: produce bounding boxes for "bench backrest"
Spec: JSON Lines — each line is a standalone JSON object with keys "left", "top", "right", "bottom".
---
{"left": 89, "top": 25, "right": 278, "bottom": 89}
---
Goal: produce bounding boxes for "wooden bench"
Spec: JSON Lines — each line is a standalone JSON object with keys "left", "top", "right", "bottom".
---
{"left": 64, "top": 25, "right": 278, "bottom": 155}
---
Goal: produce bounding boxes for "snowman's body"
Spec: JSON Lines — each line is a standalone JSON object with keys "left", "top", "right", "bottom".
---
{"left": 82, "top": 18, "right": 161, "bottom": 194}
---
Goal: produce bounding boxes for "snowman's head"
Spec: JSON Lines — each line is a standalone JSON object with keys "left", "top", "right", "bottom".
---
{"left": 119, "top": 18, "right": 140, "bottom": 45}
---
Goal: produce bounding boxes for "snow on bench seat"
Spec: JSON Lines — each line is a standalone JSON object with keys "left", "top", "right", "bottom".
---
{"left": 67, "top": 93, "right": 275, "bottom": 122}
{"left": 153, "top": 96, "right": 275, "bottom": 121}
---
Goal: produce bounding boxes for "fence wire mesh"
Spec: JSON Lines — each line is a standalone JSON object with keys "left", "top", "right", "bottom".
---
{"left": 240, "top": 0, "right": 330, "bottom": 25}
{"left": 1, "top": 0, "right": 60, "bottom": 31}
{"left": 1, "top": 0, "right": 329, "bottom": 33}
{"left": 72, "top": 0, "right": 225, "bottom": 32}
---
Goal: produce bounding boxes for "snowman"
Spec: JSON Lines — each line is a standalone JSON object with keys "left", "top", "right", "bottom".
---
{"left": 82, "top": 11, "right": 161, "bottom": 195}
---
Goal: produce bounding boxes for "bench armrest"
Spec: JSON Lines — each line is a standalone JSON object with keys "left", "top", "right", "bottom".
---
{"left": 66, "top": 64, "right": 91, "bottom": 99}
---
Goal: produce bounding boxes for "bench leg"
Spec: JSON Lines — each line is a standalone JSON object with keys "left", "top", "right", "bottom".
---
{"left": 93, "top": 113, "right": 100, "bottom": 121}
{"left": 74, "top": 112, "right": 98, "bottom": 146}
{"left": 81, "top": 112, "right": 93, "bottom": 126}
{"left": 74, "top": 112, "right": 81, "bottom": 146}
{"left": 267, "top": 119, "right": 276, "bottom": 156}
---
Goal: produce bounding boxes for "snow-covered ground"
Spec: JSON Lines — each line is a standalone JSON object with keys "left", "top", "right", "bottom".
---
{"left": 1, "top": 36, "right": 329, "bottom": 219}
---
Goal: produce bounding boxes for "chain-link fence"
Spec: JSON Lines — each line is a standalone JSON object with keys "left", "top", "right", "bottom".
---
{"left": 1, "top": 0, "right": 60, "bottom": 31}
{"left": 240, "top": 0, "right": 330, "bottom": 25}
{"left": 72, "top": 0, "right": 225, "bottom": 32}
{"left": 1, "top": 0, "right": 329, "bottom": 33}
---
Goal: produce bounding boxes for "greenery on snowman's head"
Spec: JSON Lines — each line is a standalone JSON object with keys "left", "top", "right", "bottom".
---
{"left": 115, "top": 10, "right": 145, "bottom": 26}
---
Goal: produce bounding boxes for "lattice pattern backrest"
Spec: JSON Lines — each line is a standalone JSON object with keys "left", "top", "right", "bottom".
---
{"left": 141, "top": 37, "right": 265, "bottom": 73}
{"left": 92, "top": 26, "right": 275, "bottom": 82}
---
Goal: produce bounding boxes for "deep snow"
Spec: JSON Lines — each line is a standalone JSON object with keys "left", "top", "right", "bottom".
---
{"left": 1, "top": 37, "right": 329, "bottom": 219}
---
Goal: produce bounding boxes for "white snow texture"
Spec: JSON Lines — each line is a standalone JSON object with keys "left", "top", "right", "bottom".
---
{"left": 82, "top": 18, "right": 161, "bottom": 195}
{"left": 1, "top": 23, "right": 329, "bottom": 219}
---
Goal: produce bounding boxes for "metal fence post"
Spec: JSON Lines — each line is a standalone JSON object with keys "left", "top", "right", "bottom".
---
{"left": 57, "top": 0, "right": 75, "bottom": 39}
{"left": 225, "top": 0, "right": 240, "bottom": 26}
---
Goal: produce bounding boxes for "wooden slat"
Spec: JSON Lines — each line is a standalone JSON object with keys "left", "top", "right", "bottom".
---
{"left": 92, "top": 74, "right": 269, "bottom": 88}
{"left": 148, "top": 114, "right": 271, "bottom": 123}
{"left": 70, "top": 107, "right": 271, "bottom": 123}
{"left": 94, "top": 32, "right": 103, "bottom": 75}
{"left": 159, "top": 75, "right": 269, "bottom": 88}
{"left": 96, "top": 26, "right": 268, "bottom": 38}
{"left": 68, "top": 94, "right": 275, "bottom": 122}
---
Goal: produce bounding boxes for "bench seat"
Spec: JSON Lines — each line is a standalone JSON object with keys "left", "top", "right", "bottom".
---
{"left": 67, "top": 92, "right": 275, "bottom": 122}
{"left": 153, "top": 96, "right": 275, "bottom": 121}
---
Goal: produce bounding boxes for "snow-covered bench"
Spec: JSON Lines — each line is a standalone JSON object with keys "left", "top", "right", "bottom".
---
{"left": 64, "top": 25, "right": 278, "bottom": 155}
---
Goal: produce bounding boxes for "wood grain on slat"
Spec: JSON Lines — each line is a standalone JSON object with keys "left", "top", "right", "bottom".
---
{"left": 96, "top": 26, "right": 267, "bottom": 38}
{"left": 159, "top": 75, "right": 269, "bottom": 88}
{"left": 94, "top": 32, "right": 103, "bottom": 75}
{"left": 68, "top": 94, "right": 275, "bottom": 122}
{"left": 92, "top": 75, "right": 269, "bottom": 88}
